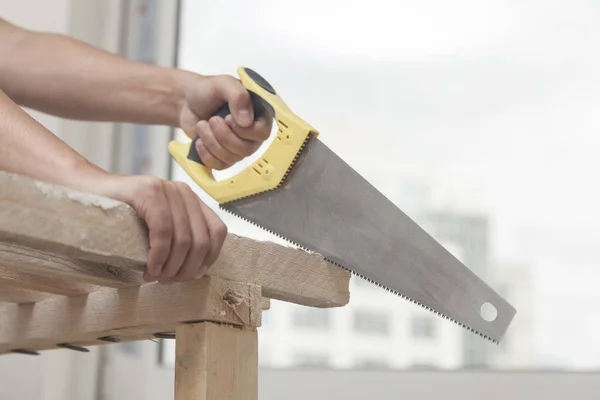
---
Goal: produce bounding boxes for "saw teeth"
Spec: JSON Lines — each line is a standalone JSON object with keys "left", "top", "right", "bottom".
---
{"left": 220, "top": 134, "right": 499, "bottom": 344}
{"left": 219, "top": 205, "right": 499, "bottom": 345}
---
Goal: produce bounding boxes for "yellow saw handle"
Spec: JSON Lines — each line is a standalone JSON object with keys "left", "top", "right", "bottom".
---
{"left": 169, "top": 66, "right": 319, "bottom": 204}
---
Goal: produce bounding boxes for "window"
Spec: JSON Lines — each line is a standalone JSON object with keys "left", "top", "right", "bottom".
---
{"left": 352, "top": 310, "right": 391, "bottom": 336}
{"left": 292, "top": 308, "right": 331, "bottom": 330}
{"left": 411, "top": 316, "right": 436, "bottom": 340}
{"left": 292, "top": 352, "right": 330, "bottom": 368}
{"left": 354, "top": 358, "right": 390, "bottom": 370}
{"left": 173, "top": 0, "right": 600, "bottom": 374}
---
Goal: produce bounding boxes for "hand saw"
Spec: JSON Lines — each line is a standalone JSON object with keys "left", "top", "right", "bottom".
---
{"left": 169, "top": 67, "right": 516, "bottom": 343}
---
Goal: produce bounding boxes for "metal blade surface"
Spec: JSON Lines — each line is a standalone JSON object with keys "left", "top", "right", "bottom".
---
{"left": 222, "top": 137, "right": 516, "bottom": 342}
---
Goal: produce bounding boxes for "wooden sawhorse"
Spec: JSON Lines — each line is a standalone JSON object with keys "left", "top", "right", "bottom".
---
{"left": 0, "top": 172, "right": 350, "bottom": 399}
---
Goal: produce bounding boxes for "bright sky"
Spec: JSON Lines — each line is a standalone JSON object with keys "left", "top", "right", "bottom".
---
{"left": 176, "top": 0, "right": 600, "bottom": 369}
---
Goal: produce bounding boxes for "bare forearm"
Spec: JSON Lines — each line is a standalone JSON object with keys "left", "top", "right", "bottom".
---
{"left": 0, "top": 19, "right": 198, "bottom": 126}
{"left": 0, "top": 89, "right": 106, "bottom": 190}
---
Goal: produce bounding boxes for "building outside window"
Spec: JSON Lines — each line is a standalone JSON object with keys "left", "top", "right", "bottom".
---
{"left": 292, "top": 352, "right": 331, "bottom": 368}
{"left": 352, "top": 310, "right": 391, "bottom": 336}
{"left": 292, "top": 308, "right": 332, "bottom": 331}
{"left": 411, "top": 316, "right": 436, "bottom": 340}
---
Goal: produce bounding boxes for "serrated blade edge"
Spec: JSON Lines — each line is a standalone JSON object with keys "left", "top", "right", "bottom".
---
{"left": 220, "top": 136, "right": 515, "bottom": 343}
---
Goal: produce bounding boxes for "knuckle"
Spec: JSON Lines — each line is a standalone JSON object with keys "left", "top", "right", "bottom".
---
{"left": 196, "top": 121, "right": 211, "bottom": 139}
{"left": 204, "top": 157, "right": 221, "bottom": 170}
{"left": 243, "top": 141, "right": 260, "bottom": 156}
{"left": 209, "top": 117, "right": 227, "bottom": 138}
{"left": 196, "top": 143, "right": 217, "bottom": 165}
{"left": 234, "top": 89, "right": 250, "bottom": 104}
{"left": 214, "top": 222, "right": 228, "bottom": 241}
{"left": 172, "top": 225, "right": 192, "bottom": 250}
{"left": 194, "top": 237, "right": 210, "bottom": 254}
{"left": 174, "top": 181, "right": 192, "bottom": 193}
{"left": 257, "top": 125, "right": 272, "bottom": 140}
{"left": 217, "top": 74, "right": 236, "bottom": 83}
{"left": 154, "top": 224, "right": 172, "bottom": 242}
{"left": 141, "top": 176, "right": 164, "bottom": 197}
{"left": 176, "top": 234, "right": 192, "bottom": 250}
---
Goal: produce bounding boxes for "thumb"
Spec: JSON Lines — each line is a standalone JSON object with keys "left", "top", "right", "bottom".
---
{"left": 212, "top": 75, "right": 253, "bottom": 127}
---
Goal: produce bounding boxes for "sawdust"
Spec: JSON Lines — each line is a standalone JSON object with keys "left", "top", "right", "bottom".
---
{"left": 34, "top": 180, "right": 132, "bottom": 213}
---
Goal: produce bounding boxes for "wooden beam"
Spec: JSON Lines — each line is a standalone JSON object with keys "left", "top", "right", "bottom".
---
{"left": 0, "top": 241, "right": 142, "bottom": 290}
{"left": 175, "top": 322, "right": 258, "bottom": 400}
{"left": 0, "top": 252, "right": 110, "bottom": 296}
{"left": 0, "top": 171, "right": 350, "bottom": 307}
{"left": 0, "top": 275, "right": 261, "bottom": 354}
{"left": 261, "top": 298, "right": 271, "bottom": 311}
{"left": 0, "top": 280, "right": 52, "bottom": 303}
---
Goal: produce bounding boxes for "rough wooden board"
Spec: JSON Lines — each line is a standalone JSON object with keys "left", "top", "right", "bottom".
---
{"left": 0, "top": 241, "right": 142, "bottom": 290}
{"left": 175, "top": 322, "right": 258, "bottom": 400}
{"left": 215, "top": 237, "right": 349, "bottom": 307}
{"left": 0, "top": 171, "right": 350, "bottom": 307}
{"left": 0, "top": 262, "right": 101, "bottom": 297}
{"left": 261, "top": 298, "right": 271, "bottom": 310}
{"left": 0, "top": 280, "right": 53, "bottom": 303}
{"left": 0, "top": 275, "right": 261, "bottom": 354}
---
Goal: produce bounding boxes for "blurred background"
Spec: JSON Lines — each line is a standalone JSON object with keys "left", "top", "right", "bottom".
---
{"left": 1, "top": 0, "right": 600, "bottom": 399}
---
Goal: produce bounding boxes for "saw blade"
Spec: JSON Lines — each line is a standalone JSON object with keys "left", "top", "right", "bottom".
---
{"left": 221, "top": 136, "right": 516, "bottom": 343}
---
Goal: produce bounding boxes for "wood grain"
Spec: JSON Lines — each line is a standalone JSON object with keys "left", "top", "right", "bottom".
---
{"left": 0, "top": 171, "right": 350, "bottom": 307}
{"left": 0, "top": 275, "right": 261, "bottom": 354}
{"left": 175, "top": 322, "right": 258, "bottom": 400}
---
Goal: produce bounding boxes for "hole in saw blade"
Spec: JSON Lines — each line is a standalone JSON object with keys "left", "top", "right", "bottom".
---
{"left": 480, "top": 302, "right": 497, "bottom": 322}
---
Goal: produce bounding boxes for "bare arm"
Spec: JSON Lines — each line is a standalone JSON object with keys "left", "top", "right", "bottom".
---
{"left": 0, "top": 87, "right": 227, "bottom": 284}
{"left": 0, "top": 18, "right": 196, "bottom": 127}
{"left": 0, "top": 88, "right": 105, "bottom": 189}
{"left": 0, "top": 18, "right": 273, "bottom": 170}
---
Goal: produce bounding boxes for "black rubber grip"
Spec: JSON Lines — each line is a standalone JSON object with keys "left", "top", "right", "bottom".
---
{"left": 188, "top": 69, "right": 276, "bottom": 165}
{"left": 214, "top": 90, "right": 274, "bottom": 121}
{"left": 244, "top": 67, "right": 276, "bottom": 94}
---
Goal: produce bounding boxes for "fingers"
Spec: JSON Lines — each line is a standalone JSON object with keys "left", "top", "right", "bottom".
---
{"left": 157, "top": 182, "right": 193, "bottom": 283}
{"left": 224, "top": 114, "right": 272, "bottom": 142}
{"left": 194, "top": 115, "right": 264, "bottom": 170}
{"left": 140, "top": 179, "right": 173, "bottom": 279}
{"left": 101, "top": 175, "right": 227, "bottom": 285}
{"left": 197, "top": 200, "right": 228, "bottom": 270}
{"left": 211, "top": 75, "right": 254, "bottom": 127}
{"left": 187, "top": 74, "right": 275, "bottom": 170}
{"left": 143, "top": 180, "right": 227, "bottom": 284}
{"left": 170, "top": 182, "right": 211, "bottom": 282}
{"left": 194, "top": 136, "right": 231, "bottom": 171}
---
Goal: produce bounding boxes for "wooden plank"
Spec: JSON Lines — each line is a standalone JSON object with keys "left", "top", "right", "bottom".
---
{"left": 0, "top": 280, "right": 53, "bottom": 303}
{"left": 175, "top": 322, "right": 258, "bottom": 400}
{"left": 0, "top": 264, "right": 100, "bottom": 297}
{"left": 261, "top": 298, "right": 271, "bottom": 310}
{"left": 0, "top": 239, "right": 142, "bottom": 289}
{"left": 0, "top": 171, "right": 350, "bottom": 307}
{"left": 0, "top": 275, "right": 261, "bottom": 354}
